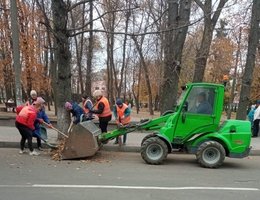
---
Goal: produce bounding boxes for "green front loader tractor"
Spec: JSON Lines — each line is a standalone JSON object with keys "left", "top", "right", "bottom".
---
{"left": 140, "top": 83, "right": 251, "bottom": 168}
{"left": 61, "top": 82, "right": 251, "bottom": 168}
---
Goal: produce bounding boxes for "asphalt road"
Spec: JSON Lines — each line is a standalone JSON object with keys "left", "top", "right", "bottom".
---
{"left": 0, "top": 149, "right": 260, "bottom": 200}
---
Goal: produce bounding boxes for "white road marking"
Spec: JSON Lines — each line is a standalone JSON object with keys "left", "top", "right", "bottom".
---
{"left": 0, "top": 184, "right": 258, "bottom": 191}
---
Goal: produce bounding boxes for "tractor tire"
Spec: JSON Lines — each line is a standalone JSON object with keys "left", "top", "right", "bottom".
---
{"left": 141, "top": 137, "right": 168, "bottom": 165}
{"left": 196, "top": 141, "right": 225, "bottom": 168}
{"left": 141, "top": 134, "right": 155, "bottom": 146}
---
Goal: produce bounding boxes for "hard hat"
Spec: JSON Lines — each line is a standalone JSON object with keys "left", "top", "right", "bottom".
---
{"left": 93, "top": 90, "right": 103, "bottom": 97}
{"left": 30, "top": 90, "right": 37, "bottom": 96}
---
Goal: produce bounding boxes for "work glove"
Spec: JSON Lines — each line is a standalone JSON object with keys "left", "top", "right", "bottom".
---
{"left": 118, "top": 123, "right": 124, "bottom": 128}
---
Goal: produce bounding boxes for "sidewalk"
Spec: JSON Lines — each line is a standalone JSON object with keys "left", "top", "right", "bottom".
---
{"left": 0, "top": 105, "right": 259, "bottom": 156}
{"left": 0, "top": 125, "right": 260, "bottom": 155}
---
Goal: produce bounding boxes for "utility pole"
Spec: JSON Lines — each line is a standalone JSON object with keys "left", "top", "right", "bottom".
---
{"left": 10, "top": 0, "right": 23, "bottom": 105}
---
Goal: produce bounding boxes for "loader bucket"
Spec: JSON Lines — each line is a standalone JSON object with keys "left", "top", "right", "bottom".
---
{"left": 61, "top": 121, "right": 101, "bottom": 159}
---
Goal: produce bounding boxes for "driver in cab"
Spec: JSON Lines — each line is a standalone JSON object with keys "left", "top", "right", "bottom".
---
{"left": 195, "top": 92, "right": 212, "bottom": 114}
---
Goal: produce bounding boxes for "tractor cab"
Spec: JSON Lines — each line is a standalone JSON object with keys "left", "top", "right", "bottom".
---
{"left": 157, "top": 83, "right": 224, "bottom": 144}
{"left": 172, "top": 83, "right": 224, "bottom": 143}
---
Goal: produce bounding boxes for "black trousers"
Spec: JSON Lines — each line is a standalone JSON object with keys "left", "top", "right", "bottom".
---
{"left": 253, "top": 119, "right": 260, "bottom": 137}
{"left": 99, "top": 121, "right": 109, "bottom": 133}
{"left": 15, "top": 121, "right": 34, "bottom": 151}
{"left": 99, "top": 115, "right": 112, "bottom": 133}
{"left": 34, "top": 136, "right": 41, "bottom": 148}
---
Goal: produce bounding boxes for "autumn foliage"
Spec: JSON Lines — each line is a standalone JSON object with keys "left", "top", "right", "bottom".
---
{"left": 0, "top": 0, "right": 51, "bottom": 101}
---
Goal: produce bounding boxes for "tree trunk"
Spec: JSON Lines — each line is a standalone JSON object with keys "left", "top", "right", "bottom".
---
{"left": 85, "top": 0, "right": 93, "bottom": 97}
{"left": 131, "top": 58, "right": 140, "bottom": 114}
{"left": 193, "top": 23, "right": 214, "bottom": 82}
{"left": 35, "top": 0, "right": 57, "bottom": 114}
{"left": 107, "top": 20, "right": 115, "bottom": 104}
{"left": 10, "top": 0, "right": 23, "bottom": 105}
{"left": 132, "top": 36, "right": 154, "bottom": 115}
{"left": 236, "top": 0, "right": 260, "bottom": 120}
{"left": 51, "top": 0, "right": 71, "bottom": 133}
{"left": 71, "top": 5, "right": 84, "bottom": 94}
{"left": 160, "top": 0, "right": 191, "bottom": 113}
{"left": 118, "top": 7, "right": 130, "bottom": 98}
{"left": 192, "top": 0, "right": 227, "bottom": 82}
{"left": 227, "top": 27, "right": 242, "bottom": 119}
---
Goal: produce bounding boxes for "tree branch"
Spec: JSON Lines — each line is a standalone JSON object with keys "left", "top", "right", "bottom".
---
{"left": 212, "top": 0, "right": 228, "bottom": 26}
{"left": 194, "top": 0, "right": 206, "bottom": 13}
{"left": 68, "top": 6, "right": 139, "bottom": 36}
{"left": 69, "top": 13, "right": 204, "bottom": 38}
{"left": 68, "top": 0, "right": 94, "bottom": 12}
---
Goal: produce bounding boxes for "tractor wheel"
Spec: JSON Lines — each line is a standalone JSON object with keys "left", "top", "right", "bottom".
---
{"left": 141, "top": 137, "right": 168, "bottom": 165}
{"left": 141, "top": 134, "right": 155, "bottom": 146}
{"left": 196, "top": 141, "right": 225, "bottom": 168}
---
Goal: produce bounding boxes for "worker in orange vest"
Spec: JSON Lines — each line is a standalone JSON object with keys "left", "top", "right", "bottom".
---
{"left": 113, "top": 98, "right": 131, "bottom": 145}
{"left": 81, "top": 94, "right": 94, "bottom": 120}
{"left": 223, "top": 75, "right": 229, "bottom": 87}
{"left": 26, "top": 90, "right": 38, "bottom": 106}
{"left": 90, "top": 90, "right": 112, "bottom": 133}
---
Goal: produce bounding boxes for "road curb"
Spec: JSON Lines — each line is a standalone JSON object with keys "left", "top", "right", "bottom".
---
{"left": 1, "top": 141, "right": 260, "bottom": 156}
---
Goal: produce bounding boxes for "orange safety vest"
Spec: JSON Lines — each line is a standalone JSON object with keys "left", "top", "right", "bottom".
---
{"left": 82, "top": 99, "right": 92, "bottom": 114}
{"left": 95, "top": 96, "right": 112, "bottom": 117}
{"left": 116, "top": 103, "right": 131, "bottom": 125}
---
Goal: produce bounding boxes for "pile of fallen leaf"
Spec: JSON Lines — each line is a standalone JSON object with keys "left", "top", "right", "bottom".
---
{"left": 49, "top": 139, "right": 112, "bottom": 163}
{"left": 50, "top": 139, "right": 66, "bottom": 161}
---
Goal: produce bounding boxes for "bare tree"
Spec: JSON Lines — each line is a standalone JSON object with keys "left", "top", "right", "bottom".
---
{"left": 236, "top": 0, "right": 260, "bottom": 120}
{"left": 132, "top": 35, "right": 154, "bottom": 115}
{"left": 1, "top": 0, "right": 14, "bottom": 101}
{"left": 85, "top": 0, "right": 94, "bottom": 97}
{"left": 10, "top": 0, "right": 23, "bottom": 105}
{"left": 160, "top": 0, "right": 191, "bottom": 113}
{"left": 117, "top": 2, "right": 131, "bottom": 99}
{"left": 99, "top": 0, "right": 118, "bottom": 104}
{"left": 131, "top": 59, "right": 141, "bottom": 114}
{"left": 71, "top": 4, "right": 85, "bottom": 94}
{"left": 192, "top": 0, "right": 227, "bottom": 82}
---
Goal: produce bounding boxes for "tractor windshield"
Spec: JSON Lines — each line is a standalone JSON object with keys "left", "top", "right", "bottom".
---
{"left": 185, "top": 86, "right": 215, "bottom": 115}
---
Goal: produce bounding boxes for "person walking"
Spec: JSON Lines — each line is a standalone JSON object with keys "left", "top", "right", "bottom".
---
{"left": 15, "top": 97, "right": 45, "bottom": 156}
{"left": 90, "top": 90, "right": 112, "bottom": 133}
{"left": 81, "top": 94, "right": 94, "bottom": 120}
{"left": 248, "top": 104, "right": 256, "bottom": 134}
{"left": 253, "top": 100, "right": 260, "bottom": 137}
{"left": 113, "top": 98, "right": 131, "bottom": 145}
